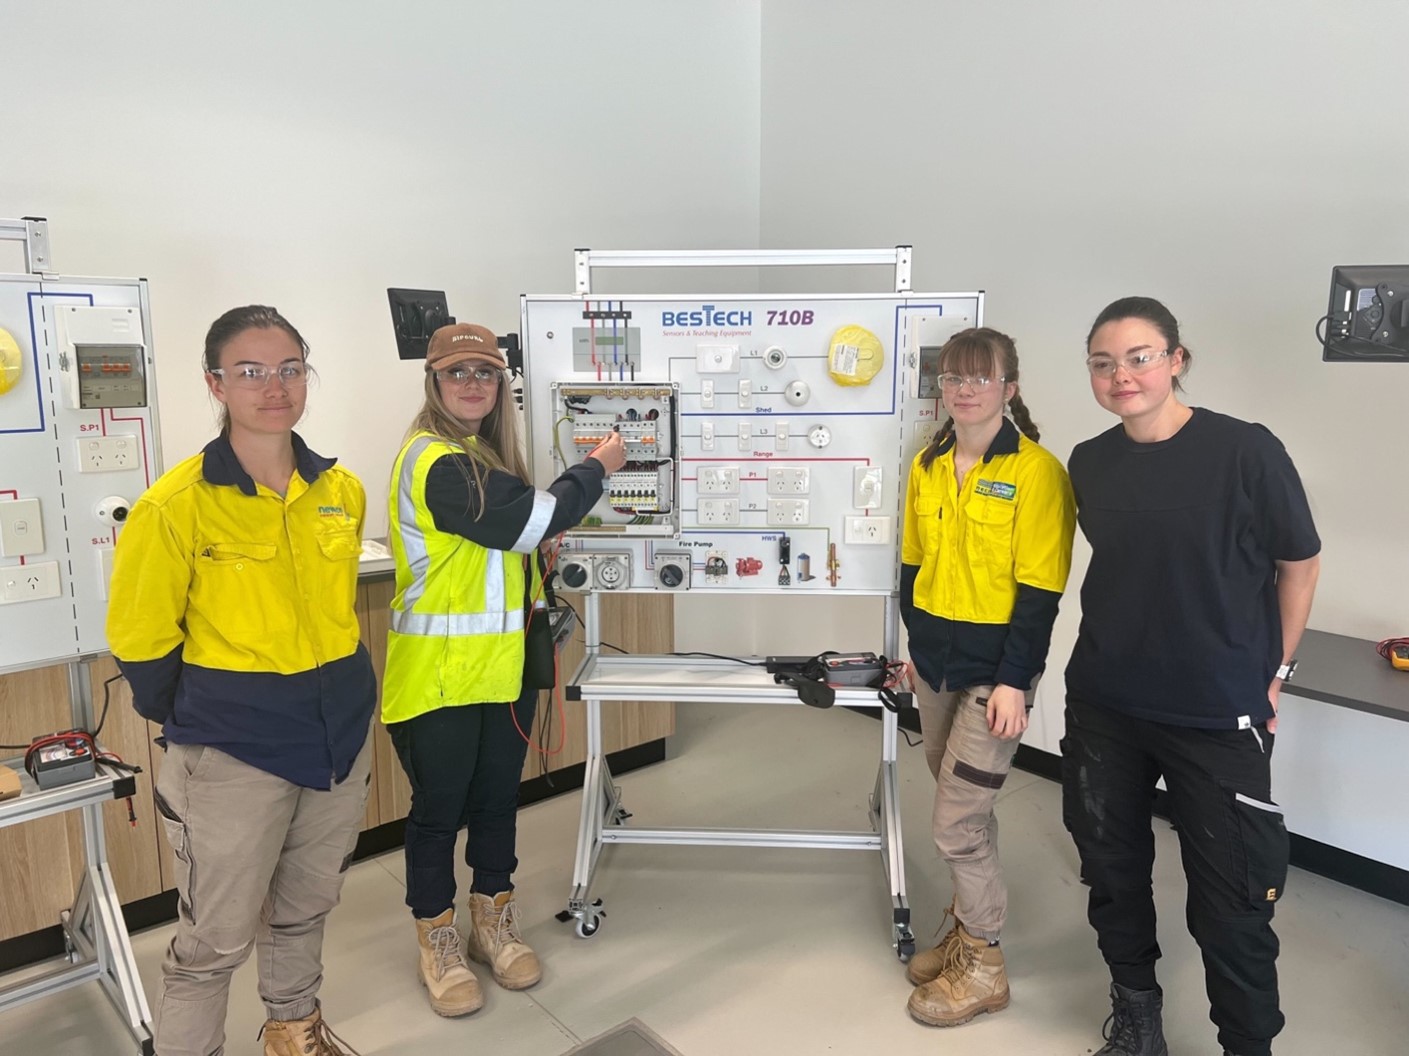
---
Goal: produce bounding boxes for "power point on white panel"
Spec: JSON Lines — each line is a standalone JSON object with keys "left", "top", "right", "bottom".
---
{"left": 77, "top": 435, "right": 140, "bottom": 473}
{"left": 844, "top": 516, "right": 893, "bottom": 545}
{"left": 0, "top": 560, "right": 62, "bottom": 604}
{"left": 913, "top": 421, "right": 941, "bottom": 448}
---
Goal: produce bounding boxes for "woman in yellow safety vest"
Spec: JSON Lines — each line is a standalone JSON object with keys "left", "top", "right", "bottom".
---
{"left": 382, "top": 323, "right": 625, "bottom": 1018}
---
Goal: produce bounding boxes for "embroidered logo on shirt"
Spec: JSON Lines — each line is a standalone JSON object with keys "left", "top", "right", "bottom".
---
{"left": 318, "top": 505, "right": 346, "bottom": 518}
{"left": 974, "top": 479, "right": 1017, "bottom": 500}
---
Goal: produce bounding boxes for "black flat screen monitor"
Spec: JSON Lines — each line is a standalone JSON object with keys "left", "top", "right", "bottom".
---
{"left": 388, "top": 288, "right": 452, "bottom": 361}
{"left": 1323, "top": 266, "right": 1409, "bottom": 362}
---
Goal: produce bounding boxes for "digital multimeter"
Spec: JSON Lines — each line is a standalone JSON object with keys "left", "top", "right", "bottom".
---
{"left": 1392, "top": 645, "right": 1409, "bottom": 672}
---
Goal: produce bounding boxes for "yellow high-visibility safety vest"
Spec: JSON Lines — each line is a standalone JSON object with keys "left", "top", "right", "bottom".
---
{"left": 382, "top": 432, "right": 545, "bottom": 723}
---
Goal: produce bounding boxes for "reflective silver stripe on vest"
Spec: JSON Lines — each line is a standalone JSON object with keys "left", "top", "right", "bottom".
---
{"left": 510, "top": 490, "right": 559, "bottom": 554}
{"left": 396, "top": 435, "right": 439, "bottom": 613}
{"left": 390, "top": 608, "right": 526, "bottom": 637}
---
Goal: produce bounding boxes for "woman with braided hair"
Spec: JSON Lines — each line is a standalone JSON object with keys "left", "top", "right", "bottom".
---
{"left": 899, "top": 326, "right": 1076, "bottom": 1028}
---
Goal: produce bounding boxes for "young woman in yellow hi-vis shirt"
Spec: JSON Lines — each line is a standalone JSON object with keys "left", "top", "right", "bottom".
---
{"left": 107, "top": 306, "right": 374, "bottom": 1056}
{"left": 899, "top": 327, "right": 1076, "bottom": 1029}
{"left": 381, "top": 324, "right": 626, "bottom": 1019}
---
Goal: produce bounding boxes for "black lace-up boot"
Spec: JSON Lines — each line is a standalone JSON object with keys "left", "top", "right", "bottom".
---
{"left": 1095, "top": 982, "right": 1169, "bottom": 1056}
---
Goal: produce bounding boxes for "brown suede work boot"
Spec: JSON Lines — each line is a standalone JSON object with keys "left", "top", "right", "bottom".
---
{"left": 415, "top": 909, "right": 484, "bottom": 1017}
{"left": 465, "top": 890, "right": 542, "bottom": 990}
{"left": 905, "top": 899, "right": 962, "bottom": 986}
{"left": 906, "top": 924, "right": 1010, "bottom": 1027}
{"left": 261, "top": 1006, "right": 360, "bottom": 1056}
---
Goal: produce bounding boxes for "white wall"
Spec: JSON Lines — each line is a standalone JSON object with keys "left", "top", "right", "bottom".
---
{"left": 0, "top": 1, "right": 762, "bottom": 535}
{"left": 758, "top": 0, "right": 1409, "bottom": 752}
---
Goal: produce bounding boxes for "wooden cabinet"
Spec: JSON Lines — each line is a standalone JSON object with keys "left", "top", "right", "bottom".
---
{"left": 0, "top": 575, "right": 673, "bottom": 947}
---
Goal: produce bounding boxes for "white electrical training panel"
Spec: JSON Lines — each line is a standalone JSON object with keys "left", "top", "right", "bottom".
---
{"left": 522, "top": 290, "right": 982, "bottom": 595}
{"left": 0, "top": 272, "right": 162, "bottom": 673}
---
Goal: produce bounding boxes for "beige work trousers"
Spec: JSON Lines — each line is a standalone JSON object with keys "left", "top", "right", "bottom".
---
{"left": 914, "top": 679, "right": 1034, "bottom": 940}
{"left": 151, "top": 740, "right": 371, "bottom": 1056}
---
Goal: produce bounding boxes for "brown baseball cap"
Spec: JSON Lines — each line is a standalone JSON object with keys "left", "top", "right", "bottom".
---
{"left": 425, "top": 323, "right": 507, "bottom": 372}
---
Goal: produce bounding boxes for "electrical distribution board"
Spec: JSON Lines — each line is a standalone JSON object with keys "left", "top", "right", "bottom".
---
{"left": 522, "top": 286, "right": 981, "bottom": 595}
{"left": 0, "top": 268, "right": 161, "bottom": 673}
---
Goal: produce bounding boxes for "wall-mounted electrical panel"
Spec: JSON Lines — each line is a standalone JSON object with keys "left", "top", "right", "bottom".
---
{"left": 0, "top": 268, "right": 161, "bottom": 673}
{"left": 522, "top": 281, "right": 982, "bottom": 596}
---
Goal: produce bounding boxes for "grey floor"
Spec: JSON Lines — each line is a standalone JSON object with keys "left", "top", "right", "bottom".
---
{"left": 5, "top": 702, "right": 1407, "bottom": 1055}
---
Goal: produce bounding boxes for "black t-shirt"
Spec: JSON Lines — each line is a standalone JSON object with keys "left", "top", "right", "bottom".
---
{"left": 1066, "top": 408, "right": 1320, "bottom": 728}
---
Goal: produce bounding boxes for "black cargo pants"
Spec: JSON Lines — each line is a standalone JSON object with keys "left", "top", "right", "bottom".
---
{"left": 1061, "top": 697, "right": 1289, "bottom": 1056}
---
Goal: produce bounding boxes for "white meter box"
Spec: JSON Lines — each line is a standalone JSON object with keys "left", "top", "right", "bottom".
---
{"left": 522, "top": 289, "right": 981, "bottom": 596}
{"left": 0, "top": 274, "right": 161, "bottom": 673}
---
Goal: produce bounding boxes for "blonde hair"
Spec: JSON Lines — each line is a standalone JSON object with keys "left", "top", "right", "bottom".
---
{"left": 405, "top": 370, "right": 530, "bottom": 518}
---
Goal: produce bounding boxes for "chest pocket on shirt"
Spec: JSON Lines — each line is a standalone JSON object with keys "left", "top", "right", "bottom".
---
{"left": 316, "top": 529, "right": 361, "bottom": 562}
{"left": 201, "top": 542, "right": 278, "bottom": 569}
{"left": 965, "top": 497, "right": 1016, "bottom": 574}
{"left": 914, "top": 496, "right": 943, "bottom": 554}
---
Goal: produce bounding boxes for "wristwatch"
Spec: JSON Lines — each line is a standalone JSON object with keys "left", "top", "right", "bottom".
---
{"left": 1275, "top": 660, "right": 1298, "bottom": 681}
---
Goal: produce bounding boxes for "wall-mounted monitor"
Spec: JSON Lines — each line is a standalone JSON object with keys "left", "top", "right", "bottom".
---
{"left": 1323, "top": 266, "right": 1409, "bottom": 362}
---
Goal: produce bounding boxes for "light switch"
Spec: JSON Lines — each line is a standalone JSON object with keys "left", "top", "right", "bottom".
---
{"left": 0, "top": 498, "right": 44, "bottom": 557}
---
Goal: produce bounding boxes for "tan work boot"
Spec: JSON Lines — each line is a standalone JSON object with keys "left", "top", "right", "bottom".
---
{"left": 415, "top": 909, "right": 484, "bottom": 1016}
{"left": 905, "top": 899, "right": 962, "bottom": 986}
{"left": 465, "top": 890, "right": 542, "bottom": 990}
{"left": 261, "top": 1006, "right": 360, "bottom": 1056}
{"left": 906, "top": 924, "right": 1010, "bottom": 1027}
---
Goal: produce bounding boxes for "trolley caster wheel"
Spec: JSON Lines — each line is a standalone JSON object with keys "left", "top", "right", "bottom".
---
{"left": 896, "top": 940, "right": 915, "bottom": 962}
{"left": 576, "top": 914, "right": 601, "bottom": 938}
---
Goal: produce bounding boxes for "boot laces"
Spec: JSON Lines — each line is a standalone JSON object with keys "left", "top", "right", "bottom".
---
{"left": 938, "top": 931, "right": 978, "bottom": 986}
{"left": 428, "top": 922, "right": 469, "bottom": 975}
{"left": 257, "top": 1014, "right": 361, "bottom": 1056}
{"left": 1101, "top": 999, "right": 1139, "bottom": 1051}
{"left": 487, "top": 896, "right": 525, "bottom": 951}
{"left": 307, "top": 1015, "right": 360, "bottom": 1056}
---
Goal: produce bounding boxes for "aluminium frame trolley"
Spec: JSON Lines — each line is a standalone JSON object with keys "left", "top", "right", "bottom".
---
{"left": 521, "top": 247, "right": 985, "bottom": 960}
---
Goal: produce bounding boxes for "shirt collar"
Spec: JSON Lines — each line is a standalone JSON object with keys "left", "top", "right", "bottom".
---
{"left": 933, "top": 416, "right": 1022, "bottom": 464}
{"left": 201, "top": 432, "right": 336, "bottom": 496}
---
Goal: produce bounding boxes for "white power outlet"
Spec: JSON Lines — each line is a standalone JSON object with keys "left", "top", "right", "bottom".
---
{"left": 766, "top": 466, "right": 810, "bottom": 495}
{"left": 77, "top": 435, "right": 141, "bottom": 473}
{"left": 698, "top": 498, "right": 741, "bottom": 525}
{"left": 766, "top": 499, "right": 810, "bottom": 526}
{"left": 0, "top": 560, "right": 62, "bottom": 604}
{"left": 853, "top": 466, "right": 883, "bottom": 509}
{"left": 698, "top": 465, "right": 741, "bottom": 495}
{"left": 844, "top": 515, "right": 893, "bottom": 545}
{"left": 913, "top": 420, "right": 942, "bottom": 449}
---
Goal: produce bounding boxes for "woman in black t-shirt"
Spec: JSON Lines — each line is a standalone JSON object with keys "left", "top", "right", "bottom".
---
{"left": 1062, "top": 297, "right": 1320, "bottom": 1056}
